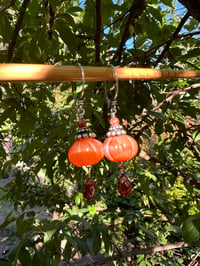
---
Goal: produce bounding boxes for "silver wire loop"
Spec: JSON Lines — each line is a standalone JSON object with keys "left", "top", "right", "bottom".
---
{"left": 78, "top": 63, "right": 85, "bottom": 99}
{"left": 110, "top": 100, "right": 117, "bottom": 117}
{"left": 77, "top": 100, "right": 85, "bottom": 119}
{"left": 110, "top": 64, "right": 119, "bottom": 100}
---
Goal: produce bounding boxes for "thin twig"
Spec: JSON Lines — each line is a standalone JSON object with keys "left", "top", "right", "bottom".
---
{"left": 188, "top": 251, "right": 200, "bottom": 266}
{"left": 89, "top": 241, "right": 200, "bottom": 265}
{"left": 7, "top": 0, "right": 30, "bottom": 61}
{"left": 132, "top": 83, "right": 200, "bottom": 134}
{"left": 149, "top": 157, "right": 200, "bottom": 190}
{"left": 95, "top": 0, "right": 102, "bottom": 63}
{"left": 154, "top": 12, "right": 190, "bottom": 67}
{"left": 55, "top": 1, "right": 66, "bottom": 18}
{"left": 0, "top": 0, "right": 17, "bottom": 14}
{"left": 112, "top": 0, "right": 146, "bottom": 65}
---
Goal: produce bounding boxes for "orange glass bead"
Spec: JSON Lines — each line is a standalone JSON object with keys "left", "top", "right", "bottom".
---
{"left": 68, "top": 137, "right": 104, "bottom": 167}
{"left": 109, "top": 117, "right": 120, "bottom": 125}
{"left": 103, "top": 135, "right": 138, "bottom": 162}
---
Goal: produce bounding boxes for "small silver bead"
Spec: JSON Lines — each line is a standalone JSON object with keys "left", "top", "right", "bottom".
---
{"left": 106, "top": 132, "right": 111, "bottom": 137}
{"left": 83, "top": 133, "right": 89, "bottom": 138}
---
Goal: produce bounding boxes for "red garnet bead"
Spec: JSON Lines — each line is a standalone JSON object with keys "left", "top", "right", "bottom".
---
{"left": 83, "top": 178, "right": 97, "bottom": 200}
{"left": 118, "top": 174, "right": 132, "bottom": 196}
{"left": 77, "top": 118, "right": 87, "bottom": 128}
{"left": 103, "top": 134, "right": 138, "bottom": 162}
{"left": 68, "top": 137, "right": 104, "bottom": 167}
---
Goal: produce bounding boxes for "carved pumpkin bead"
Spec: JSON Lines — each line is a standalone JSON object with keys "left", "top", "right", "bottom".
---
{"left": 103, "top": 134, "right": 138, "bottom": 162}
{"left": 68, "top": 137, "right": 104, "bottom": 167}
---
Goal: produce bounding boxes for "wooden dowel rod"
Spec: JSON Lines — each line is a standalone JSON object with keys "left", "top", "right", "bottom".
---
{"left": 0, "top": 64, "right": 200, "bottom": 82}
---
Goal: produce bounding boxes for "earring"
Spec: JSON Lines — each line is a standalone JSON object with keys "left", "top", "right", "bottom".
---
{"left": 103, "top": 65, "right": 139, "bottom": 196}
{"left": 68, "top": 65, "right": 104, "bottom": 200}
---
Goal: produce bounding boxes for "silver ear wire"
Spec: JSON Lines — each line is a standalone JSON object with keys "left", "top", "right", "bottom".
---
{"left": 110, "top": 64, "right": 119, "bottom": 100}
{"left": 78, "top": 63, "right": 85, "bottom": 99}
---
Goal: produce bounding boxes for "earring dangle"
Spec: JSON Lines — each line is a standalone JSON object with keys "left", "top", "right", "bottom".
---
{"left": 68, "top": 65, "right": 104, "bottom": 200}
{"left": 103, "top": 65, "right": 139, "bottom": 196}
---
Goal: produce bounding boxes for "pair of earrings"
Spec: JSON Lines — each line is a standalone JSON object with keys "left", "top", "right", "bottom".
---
{"left": 68, "top": 65, "right": 138, "bottom": 200}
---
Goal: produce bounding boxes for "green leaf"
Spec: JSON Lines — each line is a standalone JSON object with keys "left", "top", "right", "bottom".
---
{"left": 138, "top": 223, "right": 155, "bottom": 238}
{"left": 16, "top": 216, "right": 34, "bottom": 238}
{"left": 102, "top": 231, "right": 110, "bottom": 253}
{"left": 0, "top": 13, "right": 12, "bottom": 43}
{"left": 19, "top": 247, "right": 32, "bottom": 266}
{"left": 63, "top": 241, "right": 72, "bottom": 260}
{"left": 54, "top": 19, "right": 76, "bottom": 54}
{"left": 160, "top": 0, "right": 173, "bottom": 7}
{"left": 6, "top": 241, "right": 23, "bottom": 262}
{"left": 64, "top": 215, "right": 91, "bottom": 230}
{"left": 44, "top": 228, "right": 57, "bottom": 244}
{"left": 0, "top": 211, "right": 16, "bottom": 229}
{"left": 129, "top": 24, "right": 135, "bottom": 36}
{"left": 56, "top": 13, "right": 75, "bottom": 27}
{"left": 0, "top": 259, "right": 11, "bottom": 266}
{"left": 182, "top": 214, "right": 200, "bottom": 242}
{"left": 149, "top": 111, "right": 166, "bottom": 121}
{"left": 32, "top": 250, "right": 44, "bottom": 266}
{"left": 74, "top": 237, "right": 89, "bottom": 255}
{"left": 155, "top": 119, "right": 163, "bottom": 135}
{"left": 51, "top": 255, "right": 60, "bottom": 266}
{"left": 67, "top": 6, "right": 83, "bottom": 13}
{"left": 148, "top": 6, "right": 162, "bottom": 24}
{"left": 92, "top": 232, "right": 101, "bottom": 254}
{"left": 181, "top": 48, "right": 200, "bottom": 60}
{"left": 18, "top": 111, "right": 36, "bottom": 135}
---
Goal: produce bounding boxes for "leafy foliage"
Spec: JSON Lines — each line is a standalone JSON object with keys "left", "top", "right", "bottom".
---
{"left": 0, "top": 0, "right": 200, "bottom": 265}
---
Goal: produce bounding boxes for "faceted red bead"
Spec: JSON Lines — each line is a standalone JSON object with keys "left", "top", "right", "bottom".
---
{"left": 118, "top": 175, "right": 132, "bottom": 196}
{"left": 83, "top": 178, "right": 97, "bottom": 200}
{"left": 77, "top": 118, "right": 87, "bottom": 128}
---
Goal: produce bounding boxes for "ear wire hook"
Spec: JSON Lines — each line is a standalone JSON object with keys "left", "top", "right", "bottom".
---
{"left": 109, "top": 64, "right": 119, "bottom": 117}
{"left": 110, "top": 64, "right": 119, "bottom": 101}
{"left": 72, "top": 64, "right": 85, "bottom": 119}
{"left": 78, "top": 63, "right": 85, "bottom": 99}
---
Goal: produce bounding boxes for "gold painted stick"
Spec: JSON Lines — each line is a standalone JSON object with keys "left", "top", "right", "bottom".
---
{"left": 0, "top": 64, "right": 200, "bottom": 82}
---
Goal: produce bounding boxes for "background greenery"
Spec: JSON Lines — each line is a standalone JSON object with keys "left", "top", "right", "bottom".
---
{"left": 0, "top": 0, "right": 200, "bottom": 265}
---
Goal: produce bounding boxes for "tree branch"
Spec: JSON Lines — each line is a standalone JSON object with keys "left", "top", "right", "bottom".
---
{"left": 182, "top": 132, "right": 200, "bottom": 162}
{"left": 7, "top": 0, "right": 30, "bottom": 61}
{"left": 136, "top": 30, "right": 200, "bottom": 66}
{"left": 112, "top": 0, "right": 146, "bottom": 65}
{"left": 154, "top": 11, "right": 190, "bottom": 67}
{"left": 178, "top": 0, "right": 200, "bottom": 22}
{"left": 95, "top": 0, "right": 102, "bottom": 63}
{"left": 0, "top": 0, "right": 17, "bottom": 14}
{"left": 133, "top": 83, "right": 200, "bottom": 140}
{"left": 149, "top": 157, "right": 200, "bottom": 190}
{"left": 89, "top": 241, "right": 200, "bottom": 265}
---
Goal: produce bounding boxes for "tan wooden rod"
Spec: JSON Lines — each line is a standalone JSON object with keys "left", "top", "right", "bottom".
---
{"left": 1, "top": 64, "right": 200, "bottom": 82}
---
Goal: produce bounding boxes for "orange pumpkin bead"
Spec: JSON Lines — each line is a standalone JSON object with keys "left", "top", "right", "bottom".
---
{"left": 103, "top": 135, "right": 138, "bottom": 162}
{"left": 68, "top": 137, "right": 104, "bottom": 167}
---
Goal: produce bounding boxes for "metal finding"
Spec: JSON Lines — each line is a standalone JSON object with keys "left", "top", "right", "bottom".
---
{"left": 77, "top": 100, "right": 85, "bottom": 119}
{"left": 78, "top": 63, "right": 85, "bottom": 99}
{"left": 110, "top": 64, "right": 119, "bottom": 100}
